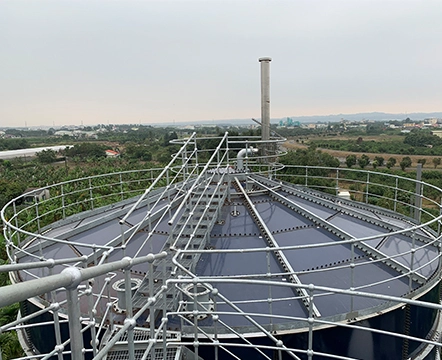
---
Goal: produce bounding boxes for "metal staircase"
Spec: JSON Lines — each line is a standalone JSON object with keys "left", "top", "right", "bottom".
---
{"left": 132, "top": 177, "right": 228, "bottom": 313}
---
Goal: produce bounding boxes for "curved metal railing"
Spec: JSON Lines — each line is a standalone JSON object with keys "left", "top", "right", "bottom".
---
{"left": 1, "top": 149, "right": 442, "bottom": 359}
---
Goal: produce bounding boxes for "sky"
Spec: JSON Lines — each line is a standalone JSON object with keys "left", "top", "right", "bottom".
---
{"left": 1, "top": 0, "right": 442, "bottom": 127}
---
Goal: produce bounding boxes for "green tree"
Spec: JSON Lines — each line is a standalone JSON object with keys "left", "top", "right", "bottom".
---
{"left": 386, "top": 157, "right": 397, "bottom": 169}
{"left": 400, "top": 156, "right": 412, "bottom": 171}
{"left": 0, "top": 317, "right": 23, "bottom": 359}
{"left": 36, "top": 149, "right": 57, "bottom": 164}
{"left": 0, "top": 138, "right": 29, "bottom": 151}
{"left": 163, "top": 131, "right": 178, "bottom": 146}
{"left": 404, "top": 131, "right": 442, "bottom": 147}
{"left": 0, "top": 179, "right": 26, "bottom": 208}
{"left": 358, "top": 154, "right": 370, "bottom": 169}
{"left": 281, "top": 148, "right": 339, "bottom": 168}
{"left": 432, "top": 157, "right": 441, "bottom": 169}
{"left": 372, "top": 159, "right": 379, "bottom": 169}
{"left": 374, "top": 156, "right": 385, "bottom": 167}
{"left": 345, "top": 154, "right": 357, "bottom": 168}
{"left": 417, "top": 158, "right": 426, "bottom": 166}
{"left": 124, "top": 143, "right": 152, "bottom": 161}
{"left": 65, "top": 143, "right": 106, "bottom": 160}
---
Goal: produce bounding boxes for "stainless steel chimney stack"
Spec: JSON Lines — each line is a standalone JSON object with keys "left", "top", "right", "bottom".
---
{"left": 259, "top": 57, "right": 272, "bottom": 141}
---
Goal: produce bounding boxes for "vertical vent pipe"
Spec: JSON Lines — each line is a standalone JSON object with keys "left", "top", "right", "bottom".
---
{"left": 259, "top": 57, "right": 272, "bottom": 141}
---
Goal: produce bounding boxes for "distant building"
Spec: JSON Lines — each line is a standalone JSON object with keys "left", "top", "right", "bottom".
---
{"left": 23, "top": 188, "right": 50, "bottom": 203}
{"left": 431, "top": 130, "right": 442, "bottom": 138}
{"left": 426, "top": 118, "right": 438, "bottom": 125}
{"left": 54, "top": 130, "right": 98, "bottom": 139}
{"left": 403, "top": 122, "right": 416, "bottom": 128}
{"left": 54, "top": 130, "right": 73, "bottom": 137}
{"left": 277, "top": 117, "right": 300, "bottom": 128}
{"left": 105, "top": 150, "right": 120, "bottom": 158}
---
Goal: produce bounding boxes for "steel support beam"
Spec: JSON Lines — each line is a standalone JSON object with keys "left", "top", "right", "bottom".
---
{"left": 250, "top": 177, "right": 427, "bottom": 285}
{"left": 235, "top": 177, "right": 321, "bottom": 318}
{"left": 255, "top": 175, "right": 435, "bottom": 245}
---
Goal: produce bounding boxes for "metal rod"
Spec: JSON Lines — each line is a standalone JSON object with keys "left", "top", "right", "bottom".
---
{"left": 66, "top": 286, "right": 84, "bottom": 360}
{"left": 0, "top": 252, "right": 167, "bottom": 308}
{"left": 414, "top": 163, "right": 423, "bottom": 221}
{"left": 0, "top": 256, "right": 87, "bottom": 273}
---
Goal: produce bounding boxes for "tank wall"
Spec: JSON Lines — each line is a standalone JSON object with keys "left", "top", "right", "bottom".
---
{"left": 20, "top": 300, "right": 94, "bottom": 360}
{"left": 408, "top": 282, "right": 441, "bottom": 356}
{"left": 195, "top": 283, "right": 441, "bottom": 360}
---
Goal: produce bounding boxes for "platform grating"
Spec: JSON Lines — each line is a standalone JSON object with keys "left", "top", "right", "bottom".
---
{"left": 106, "top": 348, "right": 179, "bottom": 360}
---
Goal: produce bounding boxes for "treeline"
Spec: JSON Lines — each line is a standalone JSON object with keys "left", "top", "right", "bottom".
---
{"left": 0, "top": 156, "right": 161, "bottom": 209}
{"left": 279, "top": 147, "right": 341, "bottom": 194}
{"left": 344, "top": 154, "right": 442, "bottom": 170}
{"left": 0, "top": 125, "right": 219, "bottom": 149}
{"left": 0, "top": 138, "right": 29, "bottom": 151}
{"left": 280, "top": 148, "right": 442, "bottom": 223}
{"left": 34, "top": 141, "right": 178, "bottom": 165}
{"left": 0, "top": 127, "right": 261, "bottom": 209}
{"left": 310, "top": 129, "right": 442, "bottom": 156}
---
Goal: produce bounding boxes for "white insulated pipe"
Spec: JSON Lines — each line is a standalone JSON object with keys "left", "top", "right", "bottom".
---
{"left": 259, "top": 57, "right": 272, "bottom": 141}
{"left": 237, "top": 147, "right": 258, "bottom": 171}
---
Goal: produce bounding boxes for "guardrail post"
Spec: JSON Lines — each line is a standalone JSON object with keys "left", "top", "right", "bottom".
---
{"left": 335, "top": 169, "right": 339, "bottom": 196}
{"left": 193, "top": 281, "right": 200, "bottom": 360}
{"left": 409, "top": 230, "right": 416, "bottom": 292}
{"left": 36, "top": 201, "right": 41, "bottom": 233}
{"left": 89, "top": 178, "right": 94, "bottom": 210}
{"left": 438, "top": 200, "right": 442, "bottom": 236}
{"left": 86, "top": 272, "right": 98, "bottom": 357}
{"left": 365, "top": 172, "right": 370, "bottom": 204}
{"left": 307, "top": 284, "right": 315, "bottom": 360}
{"left": 305, "top": 167, "right": 308, "bottom": 187}
{"left": 350, "top": 240, "right": 355, "bottom": 313}
{"left": 124, "top": 269, "right": 135, "bottom": 360}
{"left": 211, "top": 287, "right": 219, "bottom": 360}
{"left": 61, "top": 184, "right": 66, "bottom": 220}
{"left": 182, "top": 147, "right": 187, "bottom": 181}
{"left": 414, "top": 164, "right": 423, "bottom": 222}
{"left": 13, "top": 201, "right": 20, "bottom": 244}
{"left": 162, "top": 258, "right": 168, "bottom": 358}
{"left": 48, "top": 265, "right": 66, "bottom": 360}
{"left": 119, "top": 173, "right": 124, "bottom": 201}
{"left": 149, "top": 257, "right": 155, "bottom": 343}
{"left": 194, "top": 138, "right": 199, "bottom": 176}
{"left": 226, "top": 133, "right": 229, "bottom": 165}
{"left": 64, "top": 268, "right": 84, "bottom": 360}
{"left": 37, "top": 235, "right": 44, "bottom": 267}
{"left": 245, "top": 140, "right": 249, "bottom": 172}
{"left": 267, "top": 249, "right": 274, "bottom": 332}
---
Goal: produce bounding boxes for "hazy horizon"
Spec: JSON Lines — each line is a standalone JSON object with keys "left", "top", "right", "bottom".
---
{"left": 1, "top": 0, "right": 442, "bottom": 127}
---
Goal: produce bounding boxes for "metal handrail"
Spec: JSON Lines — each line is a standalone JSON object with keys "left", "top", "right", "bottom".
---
{"left": 2, "top": 143, "right": 442, "bottom": 359}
